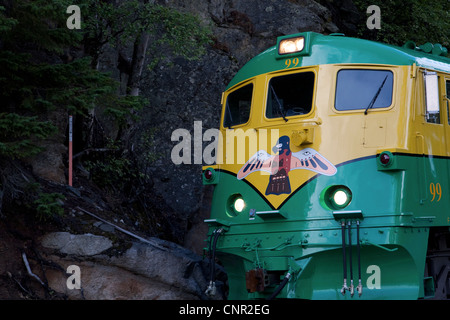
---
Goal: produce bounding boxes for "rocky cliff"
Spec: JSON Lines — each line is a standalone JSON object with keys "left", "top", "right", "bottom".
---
{"left": 131, "top": 0, "right": 354, "bottom": 254}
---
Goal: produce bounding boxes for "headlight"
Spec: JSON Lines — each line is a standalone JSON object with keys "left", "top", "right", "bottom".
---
{"left": 329, "top": 187, "right": 352, "bottom": 209}
{"left": 278, "top": 36, "right": 305, "bottom": 55}
{"left": 234, "top": 197, "right": 245, "bottom": 213}
{"left": 333, "top": 190, "right": 349, "bottom": 206}
{"left": 226, "top": 194, "right": 245, "bottom": 217}
{"left": 321, "top": 185, "right": 352, "bottom": 210}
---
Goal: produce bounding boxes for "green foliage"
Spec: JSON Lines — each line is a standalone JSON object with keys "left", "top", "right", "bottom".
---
{"left": 101, "top": 93, "right": 147, "bottom": 127}
{"left": 83, "top": 0, "right": 146, "bottom": 45}
{"left": 34, "top": 192, "right": 65, "bottom": 221}
{"left": 354, "top": 0, "right": 450, "bottom": 49}
{"left": 84, "top": 130, "right": 160, "bottom": 195}
{"left": 1, "top": 0, "right": 81, "bottom": 53}
{"left": 0, "top": 113, "right": 55, "bottom": 158}
{"left": 1, "top": 53, "right": 114, "bottom": 114}
{"left": 146, "top": 5, "right": 212, "bottom": 67}
{"left": 0, "top": 6, "right": 17, "bottom": 33}
{"left": 86, "top": 155, "right": 135, "bottom": 191}
{"left": 83, "top": 139, "right": 141, "bottom": 193}
{"left": 0, "top": 0, "right": 211, "bottom": 220}
{"left": 0, "top": 0, "right": 211, "bottom": 162}
{"left": 0, "top": 0, "right": 149, "bottom": 159}
{"left": 133, "top": 128, "right": 161, "bottom": 179}
{"left": 82, "top": 0, "right": 212, "bottom": 68}
{"left": 77, "top": 0, "right": 211, "bottom": 193}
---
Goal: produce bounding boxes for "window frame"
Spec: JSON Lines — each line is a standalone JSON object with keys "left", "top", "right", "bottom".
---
{"left": 333, "top": 66, "right": 396, "bottom": 114}
{"left": 221, "top": 80, "right": 255, "bottom": 129}
{"left": 263, "top": 68, "right": 317, "bottom": 122}
{"left": 423, "top": 70, "right": 441, "bottom": 124}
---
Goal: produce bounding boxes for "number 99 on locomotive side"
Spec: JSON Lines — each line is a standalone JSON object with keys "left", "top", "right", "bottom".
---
{"left": 202, "top": 32, "right": 450, "bottom": 300}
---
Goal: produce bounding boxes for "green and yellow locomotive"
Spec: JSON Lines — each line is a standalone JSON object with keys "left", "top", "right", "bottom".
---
{"left": 203, "top": 32, "right": 450, "bottom": 299}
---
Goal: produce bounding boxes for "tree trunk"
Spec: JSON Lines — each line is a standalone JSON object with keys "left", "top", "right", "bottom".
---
{"left": 126, "top": 32, "right": 150, "bottom": 96}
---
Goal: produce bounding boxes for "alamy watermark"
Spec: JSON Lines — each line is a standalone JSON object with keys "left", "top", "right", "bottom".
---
{"left": 367, "top": 5, "right": 381, "bottom": 30}
{"left": 66, "top": 4, "right": 382, "bottom": 31}
{"left": 170, "top": 121, "right": 279, "bottom": 166}
{"left": 64, "top": 263, "right": 380, "bottom": 294}
{"left": 66, "top": 265, "right": 81, "bottom": 290}
{"left": 366, "top": 264, "right": 381, "bottom": 289}
{"left": 66, "top": 5, "right": 81, "bottom": 30}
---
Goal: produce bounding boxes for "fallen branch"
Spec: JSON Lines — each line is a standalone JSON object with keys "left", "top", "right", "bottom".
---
{"left": 22, "top": 252, "right": 45, "bottom": 287}
{"left": 75, "top": 206, "right": 168, "bottom": 251}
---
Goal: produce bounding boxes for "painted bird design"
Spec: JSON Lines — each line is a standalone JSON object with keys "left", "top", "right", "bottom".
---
{"left": 237, "top": 136, "right": 337, "bottom": 195}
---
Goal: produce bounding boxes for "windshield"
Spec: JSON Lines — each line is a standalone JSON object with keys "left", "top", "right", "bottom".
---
{"left": 335, "top": 69, "right": 394, "bottom": 111}
{"left": 223, "top": 83, "right": 253, "bottom": 128}
{"left": 266, "top": 72, "right": 315, "bottom": 119}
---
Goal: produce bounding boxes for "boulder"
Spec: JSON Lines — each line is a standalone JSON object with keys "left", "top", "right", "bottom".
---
{"left": 41, "top": 232, "right": 113, "bottom": 256}
{"left": 45, "top": 260, "right": 201, "bottom": 300}
{"left": 40, "top": 232, "right": 224, "bottom": 300}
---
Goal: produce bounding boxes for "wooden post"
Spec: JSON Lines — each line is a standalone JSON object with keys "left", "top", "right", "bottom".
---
{"left": 69, "top": 115, "right": 73, "bottom": 186}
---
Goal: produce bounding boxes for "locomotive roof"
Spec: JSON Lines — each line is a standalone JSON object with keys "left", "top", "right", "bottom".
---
{"left": 226, "top": 32, "right": 450, "bottom": 90}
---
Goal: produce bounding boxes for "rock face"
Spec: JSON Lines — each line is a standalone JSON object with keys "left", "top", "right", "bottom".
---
{"left": 41, "top": 232, "right": 223, "bottom": 300}
{"left": 126, "top": 0, "right": 341, "bottom": 253}
{"left": 141, "top": 0, "right": 337, "bottom": 212}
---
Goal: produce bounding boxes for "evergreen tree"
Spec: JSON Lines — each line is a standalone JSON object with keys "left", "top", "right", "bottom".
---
{"left": 354, "top": 0, "right": 450, "bottom": 49}
{"left": 0, "top": 0, "right": 211, "bottom": 159}
{"left": 0, "top": 0, "right": 141, "bottom": 158}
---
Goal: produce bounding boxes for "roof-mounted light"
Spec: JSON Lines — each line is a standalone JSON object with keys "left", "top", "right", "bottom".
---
{"left": 278, "top": 36, "right": 305, "bottom": 55}
{"left": 276, "top": 33, "right": 313, "bottom": 59}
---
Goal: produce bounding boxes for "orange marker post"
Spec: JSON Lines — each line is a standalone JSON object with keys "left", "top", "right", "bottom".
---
{"left": 69, "top": 115, "right": 73, "bottom": 186}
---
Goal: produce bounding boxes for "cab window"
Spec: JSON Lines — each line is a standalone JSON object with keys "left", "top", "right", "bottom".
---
{"left": 266, "top": 72, "right": 315, "bottom": 119}
{"left": 423, "top": 71, "right": 440, "bottom": 124}
{"left": 335, "top": 69, "right": 394, "bottom": 111}
{"left": 223, "top": 83, "right": 253, "bottom": 128}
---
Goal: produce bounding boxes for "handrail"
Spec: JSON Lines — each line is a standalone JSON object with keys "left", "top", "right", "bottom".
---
{"left": 360, "top": 240, "right": 398, "bottom": 252}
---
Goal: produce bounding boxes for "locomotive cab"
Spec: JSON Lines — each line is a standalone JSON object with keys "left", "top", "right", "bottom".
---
{"left": 203, "top": 32, "right": 450, "bottom": 300}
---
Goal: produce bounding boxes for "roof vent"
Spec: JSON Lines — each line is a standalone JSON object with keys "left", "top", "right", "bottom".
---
{"left": 431, "top": 43, "right": 448, "bottom": 57}
{"left": 403, "top": 40, "right": 448, "bottom": 57}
